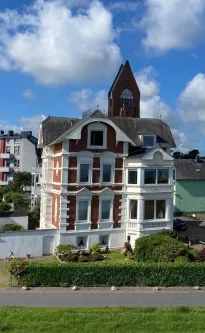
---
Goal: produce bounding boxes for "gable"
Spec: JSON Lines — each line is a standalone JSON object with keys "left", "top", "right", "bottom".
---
{"left": 142, "top": 147, "right": 174, "bottom": 161}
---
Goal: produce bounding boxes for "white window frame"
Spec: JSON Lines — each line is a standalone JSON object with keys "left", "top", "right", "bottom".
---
{"left": 142, "top": 135, "right": 156, "bottom": 148}
{"left": 129, "top": 199, "right": 138, "bottom": 221}
{"left": 144, "top": 199, "right": 167, "bottom": 221}
{"left": 77, "top": 155, "right": 92, "bottom": 185}
{"left": 6, "top": 146, "right": 11, "bottom": 154}
{"left": 143, "top": 168, "right": 170, "bottom": 185}
{"left": 127, "top": 169, "right": 138, "bottom": 185}
{"left": 76, "top": 236, "right": 88, "bottom": 249}
{"left": 87, "top": 122, "right": 107, "bottom": 149}
{"left": 100, "top": 154, "right": 115, "bottom": 185}
{"left": 76, "top": 190, "right": 92, "bottom": 225}
{"left": 100, "top": 199, "right": 112, "bottom": 222}
{"left": 98, "top": 192, "right": 114, "bottom": 223}
{"left": 99, "top": 234, "right": 110, "bottom": 247}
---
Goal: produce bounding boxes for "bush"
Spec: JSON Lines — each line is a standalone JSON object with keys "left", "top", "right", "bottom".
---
{"left": 55, "top": 244, "right": 76, "bottom": 254}
{"left": 64, "top": 252, "right": 79, "bottom": 262}
{"left": 3, "top": 224, "right": 22, "bottom": 232}
{"left": 4, "top": 192, "right": 27, "bottom": 208}
{"left": 158, "top": 229, "right": 178, "bottom": 238}
{"left": 21, "top": 262, "right": 205, "bottom": 287}
{"left": 174, "top": 256, "right": 189, "bottom": 264}
{"left": 0, "top": 202, "right": 11, "bottom": 212}
{"left": 134, "top": 233, "right": 188, "bottom": 263}
{"left": 78, "top": 256, "right": 89, "bottom": 263}
{"left": 90, "top": 252, "right": 104, "bottom": 262}
{"left": 188, "top": 249, "right": 197, "bottom": 261}
{"left": 196, "top": 247, "right": 205, "bottom": 262}
{"left": 90, "top": 243, "right": 101, "bottom": 253}
{"left": 8, "top": 260, "right": 28, "bottom": 285}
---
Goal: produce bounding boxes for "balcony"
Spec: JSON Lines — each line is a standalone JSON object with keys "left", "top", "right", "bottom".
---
{"left": 0, "top": 166, "right": 10, "bottom": 172}
{"left": 0, "top": 153, "right": 11, "bottom": 159}
{"left": 126, "top": 221, "right": 170, "bottom": 231}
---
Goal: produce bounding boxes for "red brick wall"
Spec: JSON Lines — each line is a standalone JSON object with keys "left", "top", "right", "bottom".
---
{"left": 67, "top": 196, "right": 76, "bottom": 230}
{"left": 69, "top": 156, "right": 77, "bottom": 167}
{"left": 113, "top": 195, "right": 121, "bottom": 228}
{"left": 93, "top": 157, "right": 100, "bottom": 168}
{"left": 53, "top": 156, "right": 62, "bottom": 183}
{"left": 53, "top": 184, "right": 61, "bottom": 191}
{"left": 55, "top": 143, "right": 62, "bottom": 153}
{"left": 115, "top": 158, "right": 123, "bottom": 168}
{"left": 93, "top": 170, "right": 100, "bottom": 183}
{"left": 68, "top": 170, "right": 77, "bottom": 183}
{"left": 0, "top": 139, "right": 5, "bottom": 181}
{"left": 51, "top": 194, "right": 60, "bottom": 229}
{"left": 91, "top": 195, "right": 99, "bottom": 229}
{"left": 69, "top": 123, "right": 123, "bottom": 154}
{"left": 115, "top": 170, "right": 122, "bottom": 183}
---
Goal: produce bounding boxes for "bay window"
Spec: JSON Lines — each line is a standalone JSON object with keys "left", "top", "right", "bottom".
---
{"left": 158, "top": 169, "right": 169, "bottom": 184}
{"left": 144, "top": 200, "right": 166, "bottom": 220}
{"left": 144, "top": 169, "right": 156, "bottom": 184}
{"left": 128, "top": 169, "right": 138, "bottom": 184}
{"left": 144, "top": 168, "right": 170, "bottom": 185}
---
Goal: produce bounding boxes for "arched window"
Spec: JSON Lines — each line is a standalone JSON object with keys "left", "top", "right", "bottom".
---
{"left": 120, "top": 89, "right": 134, "bottom": 108}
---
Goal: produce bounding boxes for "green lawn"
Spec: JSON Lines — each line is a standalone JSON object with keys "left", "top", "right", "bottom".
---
{"left": 0, "top": 307, "right": 205, "bottom": 332}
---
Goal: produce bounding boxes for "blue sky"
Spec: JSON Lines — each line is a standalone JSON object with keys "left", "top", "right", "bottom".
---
{"left": 0, "top": 0, "right": 205, "bottom": 153}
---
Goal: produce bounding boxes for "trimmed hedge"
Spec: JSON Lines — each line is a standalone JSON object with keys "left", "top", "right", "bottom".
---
{"left": 21, "top": 262, "right": 205, "bottom": 287}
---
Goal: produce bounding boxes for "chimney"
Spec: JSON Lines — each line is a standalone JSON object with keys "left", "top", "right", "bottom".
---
{"left": 0, "top": 130, "right": 4, "bottom": 135}
{"left": 8, "top": 130, "right": 14, "bottom": 136}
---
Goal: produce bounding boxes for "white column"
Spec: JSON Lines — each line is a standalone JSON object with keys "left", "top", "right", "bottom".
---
{"left": 60, "top": 140, "right": 69, "bottom": 232}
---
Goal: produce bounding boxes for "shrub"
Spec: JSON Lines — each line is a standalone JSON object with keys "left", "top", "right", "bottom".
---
{"left": 158, "top": 229, "right": 178, "bottom": 238}
{"left": 188, "top": 249, "right": 197, "bottom": 261}
{"left": 8, "top": 260, "right": 28, "bottom": 285}
{"left": 174, "top": 256, "right": 189, "bottom": 264}
{"left": 64, "top": 252, "right": 79, "bottom": 262}
{"left": 20, "top": 262, "right": 205, "bottom": 287}
{"left": 3, "top": 224, "right": 22, "bottom": 232}
{"left": 90, "top": 252, "right": 104, "bottom": 262}
{"left": 90, "top": 243, "right": 101, "bottom": 253}
{"left": 55, "top": 244, "right": 76, "bottom": 254}
{"left": 134, "top": 233, "right": 188, "bottom": 263}
{"left": 196, "top": 247, "right": 205, "bottom": 262}
{"left": 0, "top": 202, "right": 11, "bottom": 212}
{"left": 78, "top": 256, "right": 89, "bottom": 263}
{"left": 4, "top": 192, "right": 26, "bottom": 209}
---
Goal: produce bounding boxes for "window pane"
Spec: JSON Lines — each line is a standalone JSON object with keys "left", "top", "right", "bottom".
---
{"left": 173, "top": 169, "right": 176, "bottom": 181}
{"left": 91, "top": 131, "right": 103, "bottom": 146}
{"left": 101, "top": 200, "right": 111, "bottom": 220}
{"left": 103, "top": 164, "right": 112, "bottom": 182}
{"left": 77, "top": 237, "right": 86, "bottom": 248}
{"left": 99, "top": 235, "right": 109, "bottom": 246}
{"left": 130, "top": 200, "right": 138, "bottom": 219}
{"left": 128, "top": 170, "right": 137, "bottom": 184}
{"left": 156, "top": 200, "right": 165, "bottom": 219}
{"left": 158, "top": 169, "right": 169, "bottom": 184}
{"left": 144, "top": 169, "right": 156, "bottom": 184}
{"left": 79, "top": 201, "right": 88, "bottom": 221}
{"left": 144, "top": 200, "right": 154, "bottom": 219}
{"left": 80, "top": 164, "right": 89, "bottom": 183}
{"left": 143, "top": 136, "right": 155, "bottom": 147}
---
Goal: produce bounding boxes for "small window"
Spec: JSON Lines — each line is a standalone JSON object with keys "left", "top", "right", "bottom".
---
{"left": 143, "top": 135, "right": 155, "bottom": 148}
{"left": 144, "top": 169, "right": 156, "bottom": 184}
{"left": 120, "top": 89, "right": 134, "bottom": 108}
{"left": 130, "top": 200, "right": 138, "bottom": 219}
{"left": 158, "top": 169, "right": 169, "bottom": 184}
{"left": 77, "top": 236, "right": 87, "bottom": 249}
{"left": 6, "top": 147, "right": 10, "bottom": 153}
{"left": 102, "top": 164, "right": 112, "bottom": 183}
{"left": 14, "top": 139, "right": 20, "bottom": 144}
{"left": 14, "top": 146, "right": 20, "bottom": 155}
{"left": 99, "top": 235, "right": 109, "bottom": 246}
{"left": 144, "top": 200, "right": 154, "bottom": 220}
{"left": 78, "top": 200, "right": 89, "bottom": 221}
{"left": 80, "top": 164, "right": 90, "bottom": 183}
{"left": 173, "top": 169, "right": 176, "bottom": 182}
{"left": 128, "top": 170, "right": 137, "bottom": 184}
{"left": 156, "top": 200, "right": 165, "bottom": 219}
{"left": 101, "top": 200, "right": 111, "bottom": 220}
{"left": 90, "top": 131, "right": 103, "bottom": 146}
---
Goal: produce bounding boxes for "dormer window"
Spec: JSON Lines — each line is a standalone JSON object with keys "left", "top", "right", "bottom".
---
{"left": 143, "top": 135, "right": 156, "bottom": 148}
{"left": 91, "top": 131, "right": 103, "bottom": 146}
{"left": 120, "top": 89, "right": 134, "bottom": 108}
{"left": 87, "top": 123, "right": 107, "bottom": 149}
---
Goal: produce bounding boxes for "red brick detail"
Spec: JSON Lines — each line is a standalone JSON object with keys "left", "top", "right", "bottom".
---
{"left": 113, "top": 195, "right": 122, "bottom": 228}
{"left": 51, "top": 194, "right": 60, "bottom": 229}
{"left": 69, "top": 156, "right": 77, "bottom": 167}
{"left": 115, "top": 170, "right": 122, "bottom": 183}
{"left": 93, "top": 170, "right": 100, "bottom": 183}
{"left": 93, "top": 157, "right": 100, "bottom": 168}
{"left": 69, "top": 123, "right": 123, "bottom": 154}
{"left": 54, "top": 156, "right": 62, "bottom": 168}
{"left": 67, "top": 196, "right": 76, "bottom": 231}
{"left": 53, "top": 156, "right": 62, "bottom": 183}
{"left": 67, "top": 185, "right": 122, "bottom": 192}
{"left": 55, "top": 143, "right": 62, "bottom": 153}
{"left": 68, "top": 170, "right": 77, "bottom": 184}
{"left": 91, "top": 195, "right": 99, "bottom": 229}
{"left": 0, "top": 139, "right": 5, "bottom": 181}
{"left": 53, "top": 185, "right": 61, "bottom": 191}
{"left": 115, "top": 158, "right": 123, "bottom": 168}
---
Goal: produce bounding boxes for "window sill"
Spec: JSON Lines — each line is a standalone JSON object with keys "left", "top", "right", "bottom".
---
{"left": 98, "top": 221, "right": 114, "bottom": 224}
{"left": 75, "top": 221, "right": 92, "bottom": 224}
{"left": 87, "top": 146, "right": 107, "bottom": 150}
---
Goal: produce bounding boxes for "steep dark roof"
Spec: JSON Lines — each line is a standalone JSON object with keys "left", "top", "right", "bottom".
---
{"left": 41, "top": 116, "right": 79, "bottom": 145}
{"left": 175, "top": 159, "right": 205, "bottom": 180}
{"left": 109, "top": 117, "right": 176, "bottom": 148}
{"left": 108, "top": 64, "right": 124, "bottom": 97}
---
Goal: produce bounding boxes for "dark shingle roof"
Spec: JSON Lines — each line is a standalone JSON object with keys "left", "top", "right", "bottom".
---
{"left": 41, "top": 116, "right": 79, "bottom": 145}
{"left": 175, "top": 159, "right": 205, "bottom": 180}
{"left": 109, "top": 117, "right": 176, "bottom": 148}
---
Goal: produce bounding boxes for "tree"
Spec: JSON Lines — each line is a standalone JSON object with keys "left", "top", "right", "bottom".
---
{"left": 0, "top": 202, "right": 11, "bottom": 212}
{"left": 0, "top": 171, "right": 32, "bottom": 195}
{"left": 28, "top": 205, "right": 40, "bottom": 230}
{"left": 4, "top": 192, "right": 27, "bottom": 209}
{"left": 173, "top": 149, "right": 200, "bottom": 160}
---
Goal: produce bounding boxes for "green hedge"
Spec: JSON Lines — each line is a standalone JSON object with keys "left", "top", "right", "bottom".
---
{"left": 21, "top": 262, "right": 205, "bottom": 287}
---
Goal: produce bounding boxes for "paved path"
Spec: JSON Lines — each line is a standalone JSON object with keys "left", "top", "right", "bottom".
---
{"left": 1, "top": 289, "right": 205, "bottom": 307}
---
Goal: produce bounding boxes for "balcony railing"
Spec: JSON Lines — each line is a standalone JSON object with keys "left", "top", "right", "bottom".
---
{"left": 126, "top": 221, "right": 170, "bottom": 230}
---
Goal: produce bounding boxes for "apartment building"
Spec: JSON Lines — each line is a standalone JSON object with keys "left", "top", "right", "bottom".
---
{"left": 0, "top": 130, "right": 41, "bottom": 186}
{"left": 38, "top": 60, "right": 176, "bottom": 249}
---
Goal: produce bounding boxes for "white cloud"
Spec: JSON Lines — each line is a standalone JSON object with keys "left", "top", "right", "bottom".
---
{"left": 22, "top": 89, "right": 36, "bottom": 100}
{"left": 171, "top": 129, "right": 190, "bottom": 154}
{"left": 139, "top": 0, "right": 205, "bottom": 53}
{"left": 108, "top": 1, "right": 139, "bottom": 12}
{"left": 0, "top": 114, "right": 46, "bottom": 137}
{"left": 69, "top": 89, "right": 107, "bottom": 111}
{"left": 0, "top": 0, "right": 121, "bottom": 85}
{"left": 179, "top": 73, "right": 205, "bottom": 123}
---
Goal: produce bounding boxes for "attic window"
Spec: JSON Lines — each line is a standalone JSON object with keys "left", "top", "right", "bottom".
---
{"left": 120, "top": 89, "right": 134, "bottom": 108}
{"left": 143, "top": 135, "right": 156, "bottom": 148}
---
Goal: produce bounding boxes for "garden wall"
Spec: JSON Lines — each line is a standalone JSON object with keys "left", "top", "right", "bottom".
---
{"left": 0, "top": 229, "right": 59, "bottom": 258}
{"left": 21, "top": 262, "right": 205, "bottom": 287}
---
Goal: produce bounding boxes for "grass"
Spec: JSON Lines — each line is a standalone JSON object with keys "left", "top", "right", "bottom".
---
{"left": 0, "top": 307, "right": 205, "bottom": 332}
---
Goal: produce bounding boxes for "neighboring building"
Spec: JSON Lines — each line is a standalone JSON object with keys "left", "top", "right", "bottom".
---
{"left": 38, "top": 60, "right": 176, "bottom": 249}
{"left": 31, "top": 166, "right": 42, "bottom": 209}
{"left": 174, "top": 159, "right": 205, "bottom": 216}
{"left": 0, "top": 130, "right": 41, "bottom": 186}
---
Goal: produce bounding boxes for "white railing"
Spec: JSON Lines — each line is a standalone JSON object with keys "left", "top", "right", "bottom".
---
{"left": 143, "top": 222, "right": 169, "bottom": 229}
{"left": 127, "top": 223, "right": 138, "bottom": 230}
